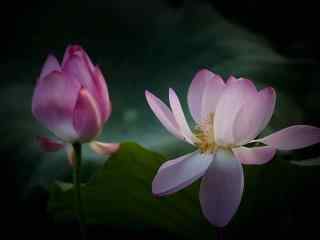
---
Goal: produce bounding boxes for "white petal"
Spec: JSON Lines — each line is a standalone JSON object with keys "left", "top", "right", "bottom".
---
{"left": 200, "top": 74, "right": 226, "bottom": 121}
{"left": 255, "top": 125, "right": 320, "bottom": 150}
{"left": 232, "top": 146, "right": 276, "bottom": 165}
{"left": 145, "top": 90, "right": 183, "bottom": 140}
{"left": 169, "top": 88, "right": 196, "bottom": 144}
{"left": 89, "top": 141, "right": 119, "bottom": 155}
{"left": 199, "top": 149, "right": 244, "bottom": 227}
{"left": 233, "top": 87, "right": 276, "bottom": 145}
{"left": 187, "top": 69, "right": 215, "bottom": 123}
{"left": 214, "top": 79, "right": 257, "bottom": 145}
{"left": 152, "top": 151, "right": 213, "bottom": 196}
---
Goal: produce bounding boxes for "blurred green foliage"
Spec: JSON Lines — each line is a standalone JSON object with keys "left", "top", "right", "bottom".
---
{"left": 48, "top": 142, "right": 320, "bottom": 239}
{"left": 49, "top": 142, "right": 211, "bottom": 239}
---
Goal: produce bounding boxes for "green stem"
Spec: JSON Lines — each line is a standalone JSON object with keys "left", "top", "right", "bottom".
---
{"left": 216, "top": 227, "right": 224, "bottom": 240}
{"left": 73, "top": 143, "right": 86, "bottom": 240}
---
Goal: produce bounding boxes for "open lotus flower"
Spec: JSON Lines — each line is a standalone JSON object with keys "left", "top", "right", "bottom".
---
{"left": 145, "top": 69, "right": 320, "bottom": 227}
{"left": 32, "top": 45, "right": 119, "bottom": 164}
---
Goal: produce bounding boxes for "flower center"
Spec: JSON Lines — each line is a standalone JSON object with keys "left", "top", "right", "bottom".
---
{"left": 194, "top": 112, "right": 217, "bottom": 153}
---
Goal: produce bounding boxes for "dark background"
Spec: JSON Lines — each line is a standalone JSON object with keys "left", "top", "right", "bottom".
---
{"left": 2, "top": 0, "right": 320, "bottom": 239}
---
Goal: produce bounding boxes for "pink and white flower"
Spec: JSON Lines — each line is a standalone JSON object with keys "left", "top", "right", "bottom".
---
{"left": 145, "top": 69, "right": 320, "bottom": 227}
{"left": 32, "top": 45, "right": 119, "bottom": 164}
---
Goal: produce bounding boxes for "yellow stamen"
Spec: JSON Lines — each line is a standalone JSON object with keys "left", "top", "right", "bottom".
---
{"left": 194, "top": 112, "right": 238, "bottom": 153}
{"left": 194, "top": 112, "right": 217, "bottom": 153}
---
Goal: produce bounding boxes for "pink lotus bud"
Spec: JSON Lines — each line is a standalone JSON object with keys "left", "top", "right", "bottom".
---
{"left": 32, "top": 45, "right": 118, "bottom": 160}
{"left": 32, "top": 45, "right": 111, "bottom": 143}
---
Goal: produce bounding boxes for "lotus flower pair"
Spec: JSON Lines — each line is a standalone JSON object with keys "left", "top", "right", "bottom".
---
{"left": 32, "top": 45, "right": 119, "bottom": 164}
{"left": 32, "top": 45, "right": 320, "bottom": 228}
{"left": 146, "top": 69, "right": 320, "bottom": 227}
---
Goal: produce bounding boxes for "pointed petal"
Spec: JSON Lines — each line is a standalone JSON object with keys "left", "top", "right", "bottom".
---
{"left": 199, "top": 149, "right": 244, "bottom": 227}
{"left": 152, "top": 151, "right": 213, "bottom": 196}
{"left": 226, "top": 75, "right": 238, "bottom": 85}
{"left": 63, "top": 54, "right": 95, "bottom": 93}
{"left": 36, "top": 136, "right": 64, "bottom": 152}
{"left": 32, "top": 71, "right": 80, "bottom": 141}
{"left": 62, "top": 45, "right": 75, "bottom": 67}
{"left": 62, "top": 45, "right": 109, "bottom": 124}
{"left": 93, "top": 66, "right": 111, "bottom": 122}
{"left": 39, "top": 55, "right": 61, "bottom": 80}
{"left": 200, "top": 74, "right": 226, "bottom": 121}
{"left": 62, "top": 45, "right": 95, "bottom": 73}
{"left": 232, "top": 146, "right": 276, "bottom": 165}
{"left": 158, "top": 153, "right": 189, "bottom": 171}
{"left": 187, "top": 69, "right": 215, "bottom": 123}
{"left": 233, "top": 87, "right": 276, "bottom": 145}
{"left": 73, "top": 88, "right": 102, "bottom": 142}
{"left": 214, "top": 79, "right": 257, "bottom": 145}
{"left": 256, "top": 125, "right": 320, "bottom": 150}
{"left": 169, "top": 88, "right": 195, "bottom": 144}
{"left": 145, "top": 90, "right": 183, "bottom": 140}
{"left": 89, "top": 141, "right": 119, "bottom": 155}
{"left": 62, "top": 45, "right": 72, "bottom": 66}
